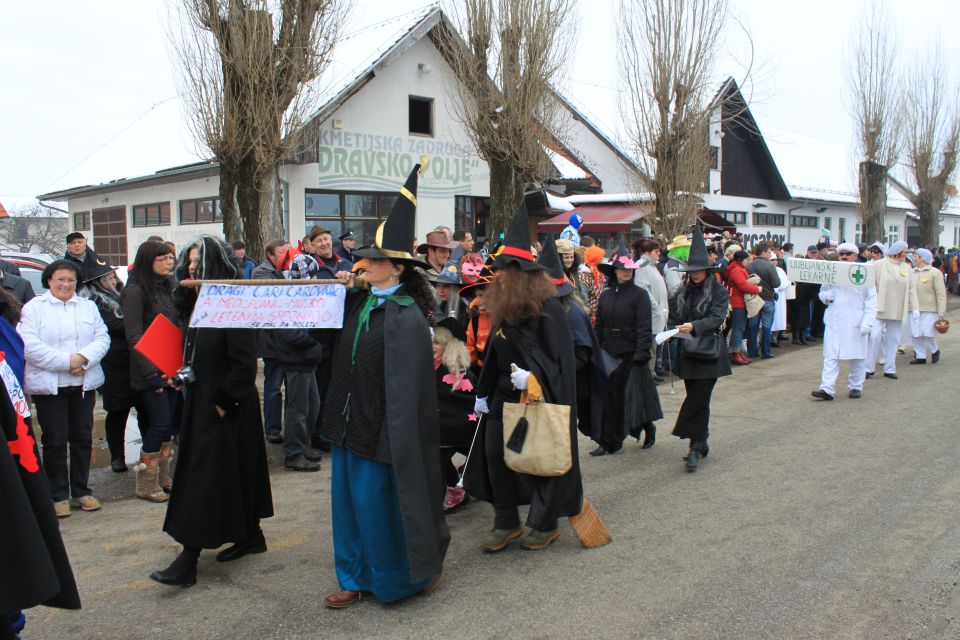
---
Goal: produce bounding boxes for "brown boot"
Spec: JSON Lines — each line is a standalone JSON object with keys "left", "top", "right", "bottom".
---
{"left": 158, "top": 441, "right": 174, "bottom": 493}
{"left": 135, "top": 452, "right": 170, "bottom": 503}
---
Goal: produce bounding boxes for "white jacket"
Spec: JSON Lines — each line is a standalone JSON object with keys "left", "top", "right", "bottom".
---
{"left": 19, "top": 291, "right": 110, "bottom": 395}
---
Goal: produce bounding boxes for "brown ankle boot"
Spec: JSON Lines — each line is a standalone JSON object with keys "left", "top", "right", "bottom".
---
{"left": 135, "top": 452, "right": 170, "bottom": 503}
{"left": 158, "top": 442, "right": 174, "bottom": 493}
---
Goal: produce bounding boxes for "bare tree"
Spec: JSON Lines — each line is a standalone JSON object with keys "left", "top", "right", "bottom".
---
{"left": 2, "top": 203, "right": 68, "bottom": 254}
{"left": 618, "top": 0, "right": 731, "bottom": 242}
{"left": 171, "top": 0, "right": 347, "bottom": 260}
{"left": 898, "top": 47, "right": 960, "bottom": 248}
{"left": 437, "top": 0, "right": 575, "bottom": 236}
{"left": 846, "top": 1, "right": 901, "bottom": 245}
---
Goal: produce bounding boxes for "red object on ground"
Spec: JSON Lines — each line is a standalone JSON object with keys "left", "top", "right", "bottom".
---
{"left": 134, "top": 315, "right": 184, "bottom": 378}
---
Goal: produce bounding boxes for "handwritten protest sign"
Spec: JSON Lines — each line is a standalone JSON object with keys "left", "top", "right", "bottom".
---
{"left": 188, "top": 283, "right": 346, "bottom": 329}
{"left": 786, "top": 258, "right": 874, "bottom": 289}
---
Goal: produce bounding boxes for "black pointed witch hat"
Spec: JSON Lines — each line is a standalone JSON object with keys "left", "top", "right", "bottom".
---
{"left": 537, "top": 233, "right": 574, "bottom": 296}
{"left": 492, "top": 202, "right": 544, "bottom": 271}
{"left": 676, "top": 223, "right": 716, "bottom": 272}
{"left": 355, "top": 161, "right": 424, "bottom": 265}
{"left": 597, "top": 234, "right": 640, "bottom": 277}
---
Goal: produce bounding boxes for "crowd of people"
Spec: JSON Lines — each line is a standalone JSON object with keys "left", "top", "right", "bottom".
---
{"left": 2, "top": 176, "right": 955, "bottom": 634}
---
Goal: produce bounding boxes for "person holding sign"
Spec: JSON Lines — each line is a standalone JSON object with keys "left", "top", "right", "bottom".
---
{"left": 872, "top": 241, "right": 911, "bottom": 379}
{"left": 150, "top": 237, "right": 273, "bottom": 588}
{"left": 318, "top": 163, "right": 448, "bottom": 609}
{"left": 811, "top": 243, "right": 877, "bottom": 401}
{"left": 908, "top": 248, "right": 946, "bottom": 364}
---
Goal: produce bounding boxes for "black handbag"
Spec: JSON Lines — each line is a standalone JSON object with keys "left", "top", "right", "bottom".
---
{"left": 681, "top": 332, "right": 721, "bottom": 362}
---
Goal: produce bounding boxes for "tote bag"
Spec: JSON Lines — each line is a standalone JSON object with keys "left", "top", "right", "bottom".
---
{"left": 502, "top": 397, "right": 572, "bottom": 477}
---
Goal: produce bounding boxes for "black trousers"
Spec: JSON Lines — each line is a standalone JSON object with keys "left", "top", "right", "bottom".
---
{"left": 671, "top": 378, "right": 717, "bottom": 443}
{"left": 104, "top": 398, "right": 149, "bottom": 460}
{"left": 34, "top": 387, "right": 97, "bottom": 502}
{"left": 482, "top": 411, "right": 560, "bottom": 532}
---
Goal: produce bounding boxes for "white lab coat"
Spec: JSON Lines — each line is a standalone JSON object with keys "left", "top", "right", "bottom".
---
{"left": 772, "top": 266, "right": 790, "bottom": 332}
{"left": 819, "top": 283, "right": 878, "bottom": 360}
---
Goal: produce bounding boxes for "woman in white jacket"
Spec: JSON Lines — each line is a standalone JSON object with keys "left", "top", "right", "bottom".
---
{"left": 19, "top": 260, "right": 110, "bottom": 518}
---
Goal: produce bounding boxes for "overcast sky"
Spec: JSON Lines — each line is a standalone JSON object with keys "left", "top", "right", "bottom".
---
{"left": 2, "top": 0, "right": 957, "bottom": 202}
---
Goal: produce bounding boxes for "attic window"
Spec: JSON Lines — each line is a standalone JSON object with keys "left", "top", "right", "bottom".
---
{"left": 409, "top": 96, "right": 433, "bottom": 136}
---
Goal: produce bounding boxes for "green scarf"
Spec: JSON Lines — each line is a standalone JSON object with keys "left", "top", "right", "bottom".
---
{"left": 351, "top": 292, "right": 415, "bottom": 364}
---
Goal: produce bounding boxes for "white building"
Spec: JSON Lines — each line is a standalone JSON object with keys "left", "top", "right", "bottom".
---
{"left": 38, "top": 7, "right": 634, "bottom": 266}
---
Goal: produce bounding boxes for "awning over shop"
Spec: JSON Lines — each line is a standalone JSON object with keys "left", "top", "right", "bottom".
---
{"left": 699, "top": 209, "right": 737, "bottom": 233}
{"left": 539, "top": 204, "right": 645, "bottom": 233}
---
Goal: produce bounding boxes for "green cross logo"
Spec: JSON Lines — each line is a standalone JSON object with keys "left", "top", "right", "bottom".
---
{"left": 849, "top": 265, "right": 867, "bottom": 286}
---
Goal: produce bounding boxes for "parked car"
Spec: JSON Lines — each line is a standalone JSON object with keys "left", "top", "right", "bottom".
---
{"left": 0, "top": 252, "right": 56, "bottom": 294}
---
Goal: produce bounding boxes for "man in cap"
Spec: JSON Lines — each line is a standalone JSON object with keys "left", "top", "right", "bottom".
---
{"left": 63, "top": 232, "right": 107, "bottom": 284}
{"left": 309, "top": 226, "right": 351, "bottom": 279}
{"left": 335, "top": 230, "right": 357, "bottom": 265}
{"left": 870, "top": 240, "right": 911, "bottom": 379}
{"left": 416, "top": 230, "right": 459, "bottom": 277}
{"left": 907, "top": 247, "right": 946, "bottom": 364}
{"left": 811, "top": 243, "right": 877, "bottom": 400}
{"left": 560, "top": 213, "right": 583, "bottom": 247}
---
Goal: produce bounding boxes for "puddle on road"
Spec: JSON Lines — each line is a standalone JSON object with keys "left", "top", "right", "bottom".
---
{"left": 88, "top": 414, "right": 145, "bottom": 470}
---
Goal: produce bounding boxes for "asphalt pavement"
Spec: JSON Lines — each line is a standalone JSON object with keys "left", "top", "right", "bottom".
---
{"left": 25, "top": 306, "right": 960, "bottom": 640}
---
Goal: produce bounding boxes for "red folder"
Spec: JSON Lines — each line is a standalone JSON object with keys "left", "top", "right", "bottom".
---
{"left": 134, "top": 315, "right": 184, "bottom": 378}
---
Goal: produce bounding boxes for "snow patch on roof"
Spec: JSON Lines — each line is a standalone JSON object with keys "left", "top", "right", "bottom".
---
{"left": 566, "top": 192, "right": 654, "bottom": 205}
{"left": 545, "top": 147, "right": 589, "bottom": 180}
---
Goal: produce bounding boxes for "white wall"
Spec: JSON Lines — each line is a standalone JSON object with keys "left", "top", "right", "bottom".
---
{"left": 68, "top": 175, "right": 223, "bottom": 261}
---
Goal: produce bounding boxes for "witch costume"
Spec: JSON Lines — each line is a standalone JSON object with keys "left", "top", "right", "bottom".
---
{"left": 668, "top": 225, "right": 731, "bottom": 472}
{"left": 150, "top": 237, "right": 274, "bottom": 588}
{"left": 0, "top": 349, "right": 80, "bottom": 639}
{"left": 537, "top": 235, "right": 607, "bottom": 454}
{"left": 592, "top": 237, "right": 662, "bottom": 455}
{"left": 319, "top": 163, "right": 449, "bottom": 607}
{"left": 464, "top": 204, "right": 583, "bottom": 552}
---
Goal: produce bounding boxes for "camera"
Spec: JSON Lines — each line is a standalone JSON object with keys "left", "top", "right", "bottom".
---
{"left": 171, "top": 366, "right": 197, "bottom": 387}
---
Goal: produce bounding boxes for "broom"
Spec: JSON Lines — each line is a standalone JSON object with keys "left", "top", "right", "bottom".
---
{"left": 568, "top": 498, "right": 611, "bottom": 548}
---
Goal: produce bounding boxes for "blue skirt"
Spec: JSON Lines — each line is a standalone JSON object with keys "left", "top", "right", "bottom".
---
{"left": 330, "top": 445, "right": 433, "bottom": 603}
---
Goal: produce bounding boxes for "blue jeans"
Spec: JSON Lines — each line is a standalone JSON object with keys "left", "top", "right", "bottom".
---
{"left": 728, "top": 307, "right": 747, "bottom": 352}
{"left": 747, "top": 300, "right": 776, "bottom": 358}
{"left": 140, "top": 388, "right": 180, "bottom": 453}
{"left": 262, "top": 358, "right": 284, "bottom": 435}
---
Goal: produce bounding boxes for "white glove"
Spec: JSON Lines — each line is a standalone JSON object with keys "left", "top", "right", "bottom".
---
{"left": 821, "top": 291, "right": 835, "bottom": 303}
{"left": 474, "top": 396, "right": 489, "bottom": 415}
{"left": 912, "top": 310, "right": 921, "bottom": 322}
{"left": 509, "top": 364, "right": 530, "bottom": 390}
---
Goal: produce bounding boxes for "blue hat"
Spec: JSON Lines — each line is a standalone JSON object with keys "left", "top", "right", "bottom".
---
{"left": 569, "top": 213, "right": 583, "bottom": 230}
{"left": 339, "top": 230, "right": 355, "bottom": 241}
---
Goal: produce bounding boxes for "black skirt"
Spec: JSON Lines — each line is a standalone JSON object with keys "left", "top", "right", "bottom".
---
{"left": 599, "top": 358, "right": 662, "bottom": 451}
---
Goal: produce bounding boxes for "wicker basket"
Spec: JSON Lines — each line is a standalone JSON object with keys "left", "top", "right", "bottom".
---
{"left": 935, "top": 318, "right": 950, "bottom": 334}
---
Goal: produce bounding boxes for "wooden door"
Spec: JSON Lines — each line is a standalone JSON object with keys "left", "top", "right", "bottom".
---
{"left": 91, "top": 206, "right": 128, "bottom": 266}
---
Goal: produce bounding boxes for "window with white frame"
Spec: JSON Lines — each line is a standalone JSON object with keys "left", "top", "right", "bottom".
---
{"left": 887, "top": 224, "right": 900, "bottom": 244}
{"left": 838, "top": 217, "right": 846, "bottom": 242}
{"left": 855, "top": 222, "right": 862, "bottom": 244}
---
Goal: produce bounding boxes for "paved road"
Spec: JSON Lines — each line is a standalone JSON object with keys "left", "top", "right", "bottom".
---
{"left": 27, "top": 309, "right": 960, "bottom": 639}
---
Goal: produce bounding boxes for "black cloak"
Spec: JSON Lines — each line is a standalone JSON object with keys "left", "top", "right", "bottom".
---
{"left": 465, "top": 297, "right": 583, "bottom": 528}
{"left": 320, "top": 289, "right": 450, "bottom": 584}
{"left": 162, "top": 327, "right": 274, "bottom": 549}
{"left": 436, "top": 364, "right": 478, "bottom": 451}
{"left": 0, "top": 377, "right": 80, "bottom": 614}
{"left": 560, "top": 295, "right": 606, "bottom": 444}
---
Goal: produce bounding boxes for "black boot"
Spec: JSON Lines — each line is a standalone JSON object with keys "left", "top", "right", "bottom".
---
{"left": 641, "top": 423, "right": 656, "bottom": 449}
{"left": 216, "top": 527, "right": 267, "bottom": 562}
{"left": 150, "top": 547, "right": 199, "bottom": 587}
{"left": 589, "top": 446, "right": 607, "bottom": 457}
{"left": 685, "top": 441, "right": 700, "bottom": 472}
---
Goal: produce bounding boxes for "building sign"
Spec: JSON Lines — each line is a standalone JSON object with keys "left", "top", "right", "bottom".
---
{"left": 786, "top": 258, "right": 874, "bottom": 288}
{"left": 317, "top": 128, "right": 488, "bottom": 197}
{"left": 188, "top": 283, "right": 346, "bottom": 329}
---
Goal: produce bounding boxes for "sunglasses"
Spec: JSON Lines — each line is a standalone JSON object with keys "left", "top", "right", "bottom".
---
{"left": 838, "top": 251, "right": 855, "bottom": 256}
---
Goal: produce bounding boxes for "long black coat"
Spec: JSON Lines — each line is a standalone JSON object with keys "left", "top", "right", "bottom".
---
{"left": 466, "top": 297, "right": 583, "bottom": 529}
{"left": 84, "top": 286, "right": 137, "bottom": 411}
{"left": 320, "top": 288, "right": 450, "bottom": 585}
{"left": 669, "top": 276, "right": 733, "bottom": 380}
{"left": 0, "top": 377, "right": 80, "bottom": 613}
{"left": 162, "top": 327, "right": 273, "bottom": 549}
{"left": 595, "top": 281, "right": 652, "bottom": 360}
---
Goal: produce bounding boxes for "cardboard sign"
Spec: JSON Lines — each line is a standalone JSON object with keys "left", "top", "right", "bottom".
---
{"left": 188, "top": 283, "right": 346, "bottom": 329}
{"left": 786, "top": 258, "right": 875, "bottom": 289}
{"left": 134, "top": 314, "right": 185, "bottom": 378}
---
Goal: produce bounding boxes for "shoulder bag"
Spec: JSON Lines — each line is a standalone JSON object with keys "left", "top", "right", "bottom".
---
{"left": 502, "top": 391, "right": 572, "bottom": 477}
{"left": 681, "top": 331, "right": 721, "bottom": 362}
